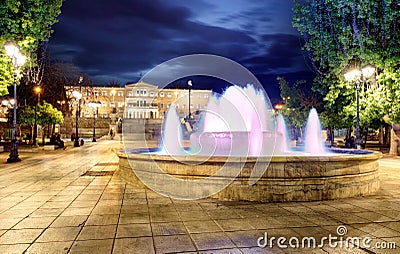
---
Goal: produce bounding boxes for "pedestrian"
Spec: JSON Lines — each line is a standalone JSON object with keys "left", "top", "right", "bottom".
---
{"left": 110, "top": 128, "right": 114, "bottom": 140}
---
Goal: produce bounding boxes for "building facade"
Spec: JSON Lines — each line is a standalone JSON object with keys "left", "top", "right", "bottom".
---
{"left": 124, "top": 82, "right": 159, "bottom": 119}
{"left": 65, "top": 82, "right": 212, "bottom": 120}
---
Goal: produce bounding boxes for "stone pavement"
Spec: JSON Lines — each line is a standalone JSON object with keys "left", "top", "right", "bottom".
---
{"left": 0, "top": 140, "right": 399, "bottom": 254}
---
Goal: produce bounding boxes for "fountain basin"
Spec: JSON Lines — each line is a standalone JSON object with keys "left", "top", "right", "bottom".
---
{"left": 117, "top": 149, "right": 381, "bottom": 202}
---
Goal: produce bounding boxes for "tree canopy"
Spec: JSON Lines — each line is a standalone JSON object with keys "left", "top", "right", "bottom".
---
{"left": 18, "top": 101, "right": 63, "bottom": 127}
{"left": 0, "top": 0, "right": 63, "bottom": 95}
{"left": 292, "top": 0, "right": 400, "bottom": 126}
{"left": 277, "top": 77, "right": 321, "bottom": 129}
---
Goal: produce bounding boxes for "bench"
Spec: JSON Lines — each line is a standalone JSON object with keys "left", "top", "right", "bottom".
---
{"left": 44, "top": 145, "right": 57, "bottom": 151}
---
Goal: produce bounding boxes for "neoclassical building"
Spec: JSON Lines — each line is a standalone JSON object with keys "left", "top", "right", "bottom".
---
{"left": 65, "top": 81, "right": 212, "bottom": 120}
{"left": 124, "top": 82, "right": 159, "bottom": 119}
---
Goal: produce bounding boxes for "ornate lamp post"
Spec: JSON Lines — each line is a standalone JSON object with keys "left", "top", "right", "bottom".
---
{"left": 4, "top": 41, "right": 26, "bottom": 163}
{"left": 72, "top": 90, "right": 82, "bottom": 147}
{"left": 33, "top": 86, "right": 41, "bottom": 146}
{"left": 344, "top": 64, "right": 375, "bottom": 149}
{"left": 187, "top": 80, "right": 192, "bottom": 120}
{"left": 88, "top": 101, "right": 101, "bottom": 142}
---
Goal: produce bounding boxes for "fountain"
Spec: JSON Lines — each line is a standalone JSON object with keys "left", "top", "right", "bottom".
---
{"left": 304, "top": 108, "right": 325, "bottom": 154}
{"left": 118, "top": 85, "right": 381, "bottom": 202}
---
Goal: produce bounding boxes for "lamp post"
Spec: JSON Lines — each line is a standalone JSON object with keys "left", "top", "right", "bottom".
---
{"left": 4, "top": 41, "right": 26, "bottom": 163}
{"left": 57, "top": 100, "right": 66, "bottom": 113}
{"left": 344, "top": 64, "right": 375, "bottom": 149}
{"left": 33, "top": 86, "right": 41, "bottom": 146}
{"left": 187, "top": 80, "right": 192, "bottom": 120}
{"left": 88, "top": 101, "right": 101, "bottom": 142}
{"left": 73, "top": 90, "right": 82, "bottom": 147}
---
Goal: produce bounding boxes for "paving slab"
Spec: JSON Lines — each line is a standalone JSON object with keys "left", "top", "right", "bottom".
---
{"left": 0, "top": 141, "right": 399, "bottom": 253}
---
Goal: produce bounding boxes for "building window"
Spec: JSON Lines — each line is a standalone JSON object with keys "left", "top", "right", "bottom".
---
{"left": 136, "top": 90, "right": 140, "bottom": 95}
{"left": 110, "top": 102, "right": 115, "bottom": 108}
{"left": 94, "top": 90, "right": 98, "bottom": 96}
{"left": 86, "top": 91, "right": 91, "bottom": 96}
{"left": 167, "top": 92, "right": 172, "bottom": 98}
{"left": 129, "top": 91, "right": 133, "bottom": 97}
{"left": 118, "top": 91, "right": 123, "bottom": 97}
{"left": 160, "top": 92, "right": 164, "bottom": 97}
{"left": 204, "top": 94, "right": 209, "bottom": 98}
{"left": 160, "top": 103, "right": 164, "bottom": 108}
{"left": 150, "top": 92, "right": 154, "bottom": 97}
{"left": 102, "top": 91, "right": 107, "bottom": 96}
{"left": 143, "top": 90, "right": 147, "bottom": 96}
{"left": 143, "top": 101, "right": 147, "bottom": 106}
{"left": 118, "top": 102, "right": 124, "bottom": 108}
{"left": 128, "top": 103, "right": 134, "bottom": 107}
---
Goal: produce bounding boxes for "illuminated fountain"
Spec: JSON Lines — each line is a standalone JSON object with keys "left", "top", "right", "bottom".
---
{"left": 118, "top": 85, "right": 381, "bottom": 202}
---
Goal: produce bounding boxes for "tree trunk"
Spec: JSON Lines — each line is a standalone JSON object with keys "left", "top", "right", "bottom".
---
{"left": 329, "top": 126, "right": 335, "bottom": 147}
{"left": 385, "top": 125, "right": 390, "bottom": 145}
{"left": 389, "top": 124, "right": 400, "bottom": 156}
{"left": 362, "top": 127, "right": 368, "bottom": 149}
{"left": 379, "top": 126, "right": 384, "bottom": 144}
{"left": 346, "top": 127, "right": 352, "bottom": 140}
{"left": 42, "top": 126, "right": 46, "bottom": 145}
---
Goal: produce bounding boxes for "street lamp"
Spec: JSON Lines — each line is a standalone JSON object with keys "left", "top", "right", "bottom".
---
{"left": 88, "top": 101, "right": 101, "bottom": 142}
{"left": 187, "top": 80, "right": 192, "bottom": 119}
{"left": 274, "top": 104, "right": 283, "bottom": 110}
{"left": 33, "top": 86, "right": 41, "bottom": 146}
{"left": 57, "top": 100, "right": 66, "bottom": 111}
{"left": 4, "top": 41, "right": 26, "bottom": 163}
{"left": 344, "top": 64, "right": 375, "bottom": 149}
{"left": 72, "top": 90, "right": 82, "bottom": 147}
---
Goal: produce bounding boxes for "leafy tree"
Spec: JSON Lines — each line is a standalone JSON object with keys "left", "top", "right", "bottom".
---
{"left": 277, "top": 77, "right": 322, "bottom": 140}
{"left": 37, "top": 101, "right": 63, "bottom": 126}
{"left": 18, "top": 101, "right": 63, "bottom": 144}
{"left": 0, "top": 0, "right": 63, "bottom": 95}
{"left": 37, "top": 101, "right": 63, "bottom": 144}
{"left": 18, "top": 105, "right": 35, "bottom": 126}
{"left": 293, "top": 0, "right": 400, "bottom": 152}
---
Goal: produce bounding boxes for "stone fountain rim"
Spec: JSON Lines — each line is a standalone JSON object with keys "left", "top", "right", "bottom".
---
{"left": 117, "top": 148, "right": 382, "bottom": 163}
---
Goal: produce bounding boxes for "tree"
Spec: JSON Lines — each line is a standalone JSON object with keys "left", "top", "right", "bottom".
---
{"left": 38, "top": 61, "right": 94, "bottom": 116}
{"left": 37, "top": 101, "right": 63, "bottom": 144}
{"left": 277, "top": 77, "right": 322, "bottom": 140}
{"left": 293, "top": 0, "right": 400, "bottom": 153}
{"left": 0, "top": 0, "right": 63, "bottom": 95}
{"left": 16, "top": 101, "right": 63, "bottom": 144}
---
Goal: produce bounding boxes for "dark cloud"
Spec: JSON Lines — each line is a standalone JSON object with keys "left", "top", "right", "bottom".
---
{"left": 48, "top": 0, "right": 314, "bottom": 99}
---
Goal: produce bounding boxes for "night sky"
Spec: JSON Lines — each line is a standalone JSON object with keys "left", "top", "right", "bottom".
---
{"left": 48, "top": 0, "right": 314, "bottom": 99}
